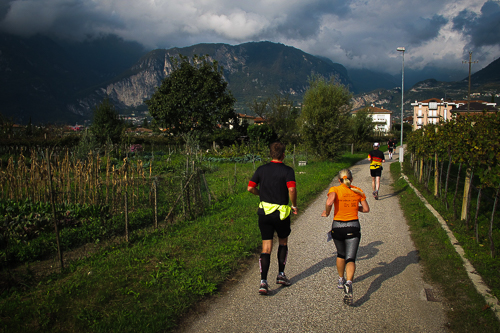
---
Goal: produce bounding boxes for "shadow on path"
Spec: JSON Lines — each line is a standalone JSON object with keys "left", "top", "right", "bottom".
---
{"left": 376, "top": 188, "right": 405, "bottom": 201}
{"left": 352, "top": 250, "right": 419, "bottom": 307}
{"left": 270, "top": 241, "right": 384, "bottom": 296}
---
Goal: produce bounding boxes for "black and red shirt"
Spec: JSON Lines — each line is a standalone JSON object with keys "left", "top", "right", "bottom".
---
{"left": 248, "top": 161, "right": 296, "bottom": 205}
{"left": 368, "top": 149, "right": 385, "bottom": 170}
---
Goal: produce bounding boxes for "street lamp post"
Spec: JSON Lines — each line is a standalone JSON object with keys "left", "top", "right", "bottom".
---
{"left": 397, "top": 47, "right": 405, "bottom": 163}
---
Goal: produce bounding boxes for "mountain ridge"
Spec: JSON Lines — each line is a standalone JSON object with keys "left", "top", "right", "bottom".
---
{"left": 0, "top": 33, "right": 498, "bottom": 125}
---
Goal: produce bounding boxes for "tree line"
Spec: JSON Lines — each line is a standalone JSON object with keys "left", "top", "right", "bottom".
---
{"left": 406, "top": 112, "right": 500, "bottom": 257}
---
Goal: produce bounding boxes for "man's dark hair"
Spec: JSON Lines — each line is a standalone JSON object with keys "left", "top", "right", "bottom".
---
{"left": 270, "top": 142, "right": 286, "bottom": 160}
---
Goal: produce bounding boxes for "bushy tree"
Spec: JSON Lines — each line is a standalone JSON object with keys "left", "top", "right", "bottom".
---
{"left": 298, "top": 75, "right": 352, "bottom": 159}
{"left": 90, "top": 98, "right": 124, "bottom": 145}
{"left": 349, "top": 107, "right": 375, "bottom": 146}
{"left": 145, "top": 54, "right": 238, "bottom": 137}
{"left": 247, "top": 123, "right": 277, "bottom": 146}
{"left": 249, "top": 95, "right": 299, "bottom": 145}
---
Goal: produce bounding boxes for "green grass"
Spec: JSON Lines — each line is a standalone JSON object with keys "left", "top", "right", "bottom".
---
{"left": 400, "top": 158, "right": 500, "bottom": 302}
{"left": 3, "top": 151, "right": 499, "bottom": 332}
{"left": 0, "top": 152, "right": 367, "bottom": 332}
{"left": 390, "top": 162, "right": 500, "bottom": 333}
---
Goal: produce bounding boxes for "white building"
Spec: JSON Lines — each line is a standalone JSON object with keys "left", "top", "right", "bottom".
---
{"left": 351, "top": 104, "right": 392, "bottom": 133}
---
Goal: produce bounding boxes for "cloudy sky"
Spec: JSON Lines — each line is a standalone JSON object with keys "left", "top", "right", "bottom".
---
{"left": 1, "top": 0, "right": 499, "bottom": 75}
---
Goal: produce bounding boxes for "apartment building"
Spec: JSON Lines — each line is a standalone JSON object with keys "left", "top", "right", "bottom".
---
{"left": 411, "top": 98, "right": 497, "bottom": 130}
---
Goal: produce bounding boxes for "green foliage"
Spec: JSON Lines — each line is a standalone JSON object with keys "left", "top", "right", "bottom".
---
{"left": 248, "top": 95, "right": 299, "bottom": 145}
{"left": 90, "top": 98, "right": 124, "bottom": 145}
{"left": 407, "top": 113, "right": 500, "bottom": 188}
{"left": 391, "top": 162, "right": 500, "bottom": 332}
{"left": 298, "top": 75, "right": 352, "bottom": 159}
{"left": 208, "top": 127, "right": 241, "bottom": 147}
{"left": 75, "top": 130, "right": 100, "bottom": 160}
{"left": 246, "top": 124, "right": 277, "bottom": 146}
{"left": 0, "top": 151, "right": 368, "bottom": 332}
{"left": 145, "top": 54, "right": 238, "bottom": 136}
{"left": 349, "top": 107, "right": 375, "bottom": 145}
{"left": 202, "top": 154, "right": 262, "bottom": 163}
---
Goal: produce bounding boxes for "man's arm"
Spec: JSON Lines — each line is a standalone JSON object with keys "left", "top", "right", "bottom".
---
{"left": 247, "top": 185, "right": 259, "bottom": 196}
{"left": 288, "top": 187, "right": 298, "bottom": 214}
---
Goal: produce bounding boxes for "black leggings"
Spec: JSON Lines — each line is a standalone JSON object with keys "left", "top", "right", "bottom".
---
{"left": 331, "top": 220, "right": 361, "bottom": 264}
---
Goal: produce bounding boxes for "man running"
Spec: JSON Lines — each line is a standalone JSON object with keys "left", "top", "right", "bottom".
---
{"left": 368, "top": 142, "right": 385, "bottom": 200}
{"left": 248, "top": 142, "right": 298, "bottom": 295}
{"left": 387, "top": 138, "right": 396, "bottom": 159}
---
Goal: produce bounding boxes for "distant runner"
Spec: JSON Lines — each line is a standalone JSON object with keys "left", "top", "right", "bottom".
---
{"left": 387, "top": 138, "right": 396, "bottom": 160}
{"left": 368, "top": 142, "right": 385, "bottom": 200}
{"left": 321, "top": 169, "right": 370, "bottom": 305}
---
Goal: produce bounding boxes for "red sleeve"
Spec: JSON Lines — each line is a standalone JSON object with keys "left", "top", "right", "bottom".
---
{"left": 287, "top": 181, "right": 296, "bottom": 188}
{"left": 248, "top": 180, "right": 257, "bottom": 188}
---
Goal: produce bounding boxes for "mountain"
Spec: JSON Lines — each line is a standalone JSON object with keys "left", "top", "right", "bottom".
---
{"left": 67, "top": 41, "right": 352, "bottom": 118}
{"left": 469, "top": 56, "right": 500, "bottom": 88}
{"left": 1, "top": 32, "right": 498, "bottom": 125}
{"left": 347, "top": 66, "right": 468, "bottom": 95}
{"left": 351, "top": 59, "right": 500, "bottom": 119}
{"left": 0, "top": 33, "right": 145, "bottom": 124}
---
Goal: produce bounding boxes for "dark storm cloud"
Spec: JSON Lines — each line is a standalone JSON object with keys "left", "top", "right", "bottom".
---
{"left": 0, "top": 0, "right": 11, "bottom": 20}
{"left": 452, "top": 0, "right": 500, "bottom": 48}
{"left": 271, "top": 0, "right": 353, "bottom": 39}
{"left": 405, "top": 15, "right": 448, "bottom": 45}
{"left": 0, "top": 0, "right": 497, "bottom": 73}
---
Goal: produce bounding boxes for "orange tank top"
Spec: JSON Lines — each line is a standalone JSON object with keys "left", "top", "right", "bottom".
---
{"left": 327, "top": 183, "right": 366, "bottom": 221}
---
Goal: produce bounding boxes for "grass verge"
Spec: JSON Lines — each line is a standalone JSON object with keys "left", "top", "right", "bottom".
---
{"left": 390, "top": 162, "right": 500, "bottom": 333}
{"left": 0, "top": 152, "right": 366, "bottom": 332}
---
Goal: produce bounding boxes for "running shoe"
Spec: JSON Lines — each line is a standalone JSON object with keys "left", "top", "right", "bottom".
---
{"left": 337, "top": 277, "right": 346, "bottom": 289}
{"left": 343, "top": 282, "right": 353, "bottom": 305}
{"left": 372, "top": 191, "right": 377, "bottom": 199}
{"left": 276, "top": 273, "right": 292, "bottom": 286}
{"left": 259, "top": 281, "right": 269, "bottom": 295}
{"left": 374, "top": 190, "right": 379, "bottom": 200}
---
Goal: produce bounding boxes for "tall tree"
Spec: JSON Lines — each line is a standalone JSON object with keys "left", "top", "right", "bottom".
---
{"left": 298, "top": 75, "right": 352, "bottom": 159}
{"left": 349, "top": 107, "right": 375, "bottom": 146}
{"left": 145, "top": 54, "right": 237, "bottom": 136}
{"left": 90, "top": 97, "right": 124, "bottom": 145}
{"left": 249, "top": 95, "right": 299, "bottom": 145}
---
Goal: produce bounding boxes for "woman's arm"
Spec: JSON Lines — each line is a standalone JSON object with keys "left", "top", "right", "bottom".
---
{"left": 358, "top": 199, "right": 370, "bottom": 213}
{"left": 321, "top": 192, "right": 336, "bottom": 217}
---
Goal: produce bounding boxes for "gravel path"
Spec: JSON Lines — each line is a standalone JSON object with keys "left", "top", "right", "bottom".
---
{"left": 176, "top": 151, "right": 448, "bottom": 333}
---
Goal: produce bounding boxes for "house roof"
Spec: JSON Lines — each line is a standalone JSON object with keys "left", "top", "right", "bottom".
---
{"left": 352, "top": 105, "right": 392, "bottom": 114}
{"left": 237, "top": 113, "right": 266, "bottom": 123}
{"left": 453, "top": 102, "right": 498, "bottom": 113}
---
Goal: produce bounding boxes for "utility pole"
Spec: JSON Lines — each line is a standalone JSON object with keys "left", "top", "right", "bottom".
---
{"left": 463, "top": 51, "right": 478, "bottom": 112}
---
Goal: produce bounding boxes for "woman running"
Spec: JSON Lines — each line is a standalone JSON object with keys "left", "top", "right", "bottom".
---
{"left": 321, "top": 169, "right": 370, "bottom": 305}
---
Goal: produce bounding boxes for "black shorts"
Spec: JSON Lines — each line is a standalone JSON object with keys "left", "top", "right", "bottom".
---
{"left": 258, "top": 209, "right": 291, "bottom": 240}
{"left": 370, "top": 168, "right": 382, "bottom": 178}
{"left": 388, "top": 147, "right": 393, "bottom": 153}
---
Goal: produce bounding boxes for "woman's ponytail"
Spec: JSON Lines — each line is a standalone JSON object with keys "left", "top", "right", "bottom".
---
{"left": 338, "top": 169, "right": 363, "bottom": 196}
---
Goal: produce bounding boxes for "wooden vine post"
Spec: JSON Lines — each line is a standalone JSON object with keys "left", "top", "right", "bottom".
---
{"left": 124, "top": 190, "right": 129, "bottom": 242}
{"left": 434, "top": 127, "right": 439, "bottom": 197}
{"left": 461, "top": 168, "right": 472, "bottom": 221}
{"left": 45, "top": 148, "right": 64, "bottom": 271}
{"left": 153, "top": 178, "right": 158, "bottom": 229}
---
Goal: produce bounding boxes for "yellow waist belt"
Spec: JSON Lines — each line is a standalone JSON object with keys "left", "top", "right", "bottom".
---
{"left": 259, "top": 201, "right": 291, "bottom": 220}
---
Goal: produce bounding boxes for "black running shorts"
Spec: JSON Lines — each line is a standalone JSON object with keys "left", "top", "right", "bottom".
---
{"left": 258, "top": 209, "right": 291, "bottom": 240}
{"left": 370, "top": 168, "right": 382, "bottom": 178}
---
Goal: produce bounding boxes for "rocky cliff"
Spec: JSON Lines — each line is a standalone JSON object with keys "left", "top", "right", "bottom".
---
{"left": 67, "top": 41, "right": 351, "bottom": 117}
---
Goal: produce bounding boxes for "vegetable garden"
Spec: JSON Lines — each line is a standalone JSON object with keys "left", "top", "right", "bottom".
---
{"left": 0, "top": 141, "right": 321, "bottom": 272}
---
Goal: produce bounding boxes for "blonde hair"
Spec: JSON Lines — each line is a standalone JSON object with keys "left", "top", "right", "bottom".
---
{"left": 338, "top": 169, "right": 363, "bottom": 196}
